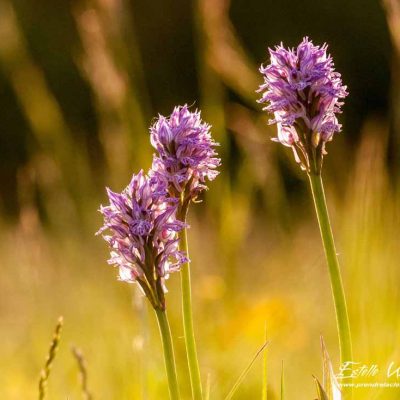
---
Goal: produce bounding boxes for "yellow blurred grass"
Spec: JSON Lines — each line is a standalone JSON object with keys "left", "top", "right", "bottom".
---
{"left": 0, "top": 116, "right": 399, "bottom": 399}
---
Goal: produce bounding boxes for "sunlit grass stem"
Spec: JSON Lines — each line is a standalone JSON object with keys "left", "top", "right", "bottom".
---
{"left": 178, "top": 198, "right": 203, "bottom": 399}
{"left": 71, "top": 346, "right": 93, "bottom": 400}
{"left": 262, "top": 323, "right": 268, "bottom": 400}
{"left": 179, "top": 219, "right": 203, "bottom": 400}
{"left": 155, "top": 309, "right": 180, "bottom": 400}
{"left": 224, "top": 341, "right": 269, "bottom": 400}
{"left": 308, "top": 172, "right": 353, "bottom": 397}
{"left": 38, "top": 317, "right": 63, "bottom": 400}
{"left": 280, "top": 361, "right": 285, "bottom": 400}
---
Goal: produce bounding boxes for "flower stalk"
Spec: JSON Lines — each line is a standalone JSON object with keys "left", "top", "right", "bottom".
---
{"left": 155, "top": 308, "right": 181, "bottom": 400}
{"left": 178, "top": 203, "right": 203, "bottom": 400}
{"left": 308, "top": 172, "right": 352, "bottom": 398}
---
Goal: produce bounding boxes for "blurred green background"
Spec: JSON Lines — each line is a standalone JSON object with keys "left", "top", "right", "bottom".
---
{"left": 0, "top": 0, "right": 399, "bottom": 399}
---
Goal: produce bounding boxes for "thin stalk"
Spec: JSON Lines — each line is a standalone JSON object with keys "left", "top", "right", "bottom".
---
{"left": 308, "top": 173, "right": 353, "bottom": 397}
{"left": 71, "top": 346, "right": 93, "bottom": 400}
{"left": 38, "top": 317, "right": 63, "bottom": 400}
{"left": 280, "top": 361, "right": 285, "bottom": 400}
{"left": 262, "top": 322, "right": 268, "bottom": 400}
{"left": 155, "top": 309, "right": 180, "bottom": 400}
{"left": 180, "top": 224, "right": 203, "bottom": 400}
{"left": 224, "top": 341, "right": 269, "bottom": 400}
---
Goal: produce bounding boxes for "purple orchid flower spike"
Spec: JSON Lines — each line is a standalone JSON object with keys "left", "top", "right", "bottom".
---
{"left": 150, "top": 104, "right": 220, "bottom": 212}
{"left": 257, "top": 38, "right": 353, "bottom": 390}
{"left": 258, "top": 37, "right": 348, "bottom": 173}
{"left": 97, "top": 170, "right": 188, "bottom": 310}
{"left": 149, "top": 105, "right": 219, "bottom": 399}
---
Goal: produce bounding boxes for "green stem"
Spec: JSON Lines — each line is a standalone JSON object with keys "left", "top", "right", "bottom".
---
{"left": 308, "top": 173, "right": 353, "bottom": 397}
{"left": 180, "top": 225, "right": 203, "bottom": 400}
{"left": 155, "top": 309, "right": 180, "bottom": 400}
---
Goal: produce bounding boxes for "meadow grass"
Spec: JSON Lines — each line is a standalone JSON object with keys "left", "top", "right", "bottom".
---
{"left": 0, "top": 122, "right": 399, "bottom": 399}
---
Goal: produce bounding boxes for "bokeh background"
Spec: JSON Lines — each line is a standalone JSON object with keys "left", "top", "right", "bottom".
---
{"left": 1, "top": 0, "right": 399, "bottom": 399}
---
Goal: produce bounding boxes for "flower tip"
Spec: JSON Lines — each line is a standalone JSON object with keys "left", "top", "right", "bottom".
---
{"left": 149, "top": 104, "right": 220, "bottom": 198}
{"left": 258, "top": 37, "right": 347, "bottom": 172}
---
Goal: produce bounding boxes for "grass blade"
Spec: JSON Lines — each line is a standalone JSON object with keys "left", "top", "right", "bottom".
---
{"left": 280, "top": 361, "right": 285, "bottom": 400}
{"left": 205, "top": 373, "right": 211, "bottom": 400}
{"left": 224, "top": 340, "right": 269, "bottom": 400}
{"left": 262, "top": 322, "right": 268, "bottom": 400}
{"left": 314, "top": 376, "right": 329, "bottom": 400}
{"left": 320, "top": 337, "right": 342, "bottom": 400}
